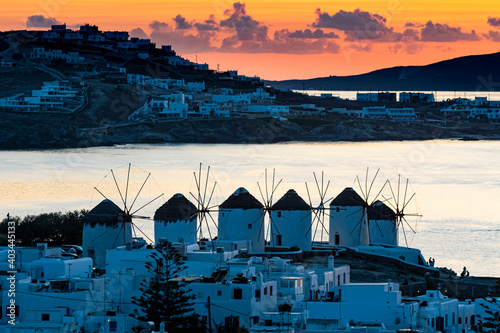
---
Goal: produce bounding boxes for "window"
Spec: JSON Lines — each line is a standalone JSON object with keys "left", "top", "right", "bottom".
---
{"left": 217, "top": 290, "right": 222, "bottom": 296}
{"left": 458, "top": 317, "right": 462, "bottom": 324}
{"left": 233, "top": 289, "right": 242, "bottom": 300}
{"left": 264, "top": 287, "right": 267, "bottom": 295}
{"left": 276, "top": 235, "right": 282, "bottom": 246}
{"left": 431, "top": 318, "right": 435, "bottom": 328}
{"left": 42, "top": 314, "right": 50, "bottom": 321}
{"left": 343, "top": 273, "right": 346, "bottom": 284}
{"left": 248, "top": 224, "right": 252, "bottom": 230}
{"left": 277, "top": 211, "right": 282, "bottom": 218}
{"left": 255, "top": 290, "right": 261, "bottom": 298}
{"left": 335, "top": 234, "right": 340, "bottom": 245}
{"left": 270, "top": 286, "right": 273, "bottom": 296}
{"left": 337, "top": 275, "right": 341, "bottom": 286}
{"left": 109, "top": 321, "right": 117, "bottom": 332}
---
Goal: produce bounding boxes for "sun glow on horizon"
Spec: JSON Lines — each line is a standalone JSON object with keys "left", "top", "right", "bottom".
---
{"left": 2, "top": 0, "right": 500, "bottom": 79}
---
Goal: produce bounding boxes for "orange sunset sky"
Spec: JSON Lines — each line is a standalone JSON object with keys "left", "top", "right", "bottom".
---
{"left": 2, "top": 0, "right": 500, "bottom": 80}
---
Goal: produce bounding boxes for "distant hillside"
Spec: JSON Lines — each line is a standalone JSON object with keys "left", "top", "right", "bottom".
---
{"left": 267, "top": 52, "right": 500, "bottom": 92}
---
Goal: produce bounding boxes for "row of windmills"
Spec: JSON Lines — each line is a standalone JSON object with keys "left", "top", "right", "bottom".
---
{"left": 82, "top": 166, "right": 419, "bottom": 268}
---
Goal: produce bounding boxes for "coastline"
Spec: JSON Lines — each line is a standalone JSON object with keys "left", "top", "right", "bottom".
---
{"left": 1, "top": 116, "right": 500, "bottom": 151}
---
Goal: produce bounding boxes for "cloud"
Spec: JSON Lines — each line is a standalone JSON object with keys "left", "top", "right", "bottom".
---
{"left": 288, "top": 29, "right": 339, "bottom": 39}
{"left": 312, "top": 8, "right": 406, "bottom": 42}
{"left": 484, "top": 30, "right": 500, "bottom": 42}
{"left": 149, "top": 21, "right": 170, "bottom": 32}
{"left": 130, "top": 28, "right": 148, "bottom": 39}
{"left": 312, "top": 8, "right": 387, "bottom": 36}
{"left": 194, "top": 15, "right": 219, "bottom": 31}
{"left": 220, "top": 2, "right": 268, "bottom": 42}
{"left": 147, "top": 3, "right": 341, "bottom": 55}
{"left": 389, "top": 42, "right": 423, "bottom": 55}
{"left": 420, "top": 21, "right": 480, "bottom": 42}
{"left": 405, "top": 22, "right": 423, "bottom": 28}
{"left": 173, "top": 15, "right": 192, "bottom": 30}
{"left": 26, "top": 15, "right": 61, "bottom": 28}
{"left": 487, "top": 17, "right": 500, "bottom": 28}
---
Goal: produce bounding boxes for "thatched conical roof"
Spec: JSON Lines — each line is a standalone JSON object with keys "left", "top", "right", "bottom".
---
{"left": 154, "top": 193, "right": 197, "bottom": 223}
{"left": 83, "top": 199, "right": 125, "bottom": 226}
{"left": 220, "top": 187, "right": 263, "bottom": 210}
{"left": 272, "top": 189, "right": 310, "bottom": 211}
{"left": 368, "top": 200, "right": 396, "bottom": 220}
{"left": 330, "top": 187, "right": 365, "bottom": 207}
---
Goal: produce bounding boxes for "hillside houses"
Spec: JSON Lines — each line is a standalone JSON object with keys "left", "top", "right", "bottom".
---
{"left": 0, "top": 80, "right": 83, "bottom": 112}
{"left": 333, "top": 106, "right": 417, "bottom": 121}
{"left": 441, "top": 97, "right": 500, "bottom": 123}
{"left": 30, "top": 47, "right": 85, "bottom": 64}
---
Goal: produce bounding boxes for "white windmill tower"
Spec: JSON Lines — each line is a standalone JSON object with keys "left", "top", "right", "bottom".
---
{"left": 329, "top": 187, "right": 366, "bottom": 247}
{"left": 270, "top": 189, "right": 311, "bottom": 250}
{"left": 218, "top": 187, "right": 265, "bottom": 253}
{"left": 83, "top": 164, "right": 164, "bottom": 268}
{"left": 154, "top": 193, "right": 198, "bottom": 245}
{"left": 367, "top": 200, "right": 397, "bottom": 245}
{"left": 329, "top": 168, "right": 388, "bottom": 247}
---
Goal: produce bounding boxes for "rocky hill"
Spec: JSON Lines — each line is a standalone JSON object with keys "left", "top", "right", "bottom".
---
{"left": 267, "top": 51, "right": 500, "bottom": 91}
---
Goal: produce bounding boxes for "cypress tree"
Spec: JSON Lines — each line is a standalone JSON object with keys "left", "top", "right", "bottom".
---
{"left": 131, "top": 240, "right": 204, "bottom": 332}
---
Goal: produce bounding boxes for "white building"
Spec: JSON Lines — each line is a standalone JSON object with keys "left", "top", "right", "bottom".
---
{"left": 357, "top": 92, "right": 379, "bottom": 102}
{"left": 367, "top": 200, "right": 397, "bottom": 246}
{"left": 82, "top": 199, "right": 132, "bottom": 268}
{"left": 247, "top": 105, "right": 289, "bottom": 115}
{"left": 167, "top": 56, "right": 191, "bottom": 66}
{"left": 105, "top": 31, "right": 129, "bottom": 41}
{"left": 127, "top": 74, "right": 145, "bottom": 85}
{"left": 386, "top": 107, "right": 417, "bottom": 120}
{"left": 154, "top": 193, "right": 198, "bottom": 245}
{"left": 329, "top": 187, "right": 367, "bottom": 247}
{"left": 399, "top": 92, "right": 435, "bottom": 103}
{"left": 218, "top": 187, "right": 265, "bottom": 253}
{"left": 186, "top": 81, "right": 205, "bottom": 92}
{"left": 30, "top": 47, "right": 84, "bottom": 63}
{"left": 270, "top": 189, "right": 311, "bottom": 250}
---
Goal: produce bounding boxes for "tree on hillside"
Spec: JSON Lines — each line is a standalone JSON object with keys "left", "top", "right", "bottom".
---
{"left": 131, "top": 240, "right": 204, "bottom": 333}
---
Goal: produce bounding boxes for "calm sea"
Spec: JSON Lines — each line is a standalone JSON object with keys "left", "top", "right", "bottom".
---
{"left": 1, "top": 141, "right": 499, "bottom": 276}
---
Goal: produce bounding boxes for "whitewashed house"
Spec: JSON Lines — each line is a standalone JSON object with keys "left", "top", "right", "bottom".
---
{"left": 247, "top": 105, "right": 289, "bottom": 115}
{"left": 186, "top": 81, "right": 205, "bottom": 92}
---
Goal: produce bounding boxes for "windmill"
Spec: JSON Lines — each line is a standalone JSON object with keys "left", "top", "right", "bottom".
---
{"left": 255, "top": 168, "right": 283, "bottom": 248}
{"left": 382, "top": 174, "right": 422, "bottom": 247}
{"left": 83, "top": 163, "right": 164, "bottom": 267}
{"left": 304, "top": 171, "right": 335, "bottom": 245}
{"left": 329, "top": 168, "right": 389, "bottom": 247}
{"left": 188, "top": 163, "right": 220, "bottom": 249}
